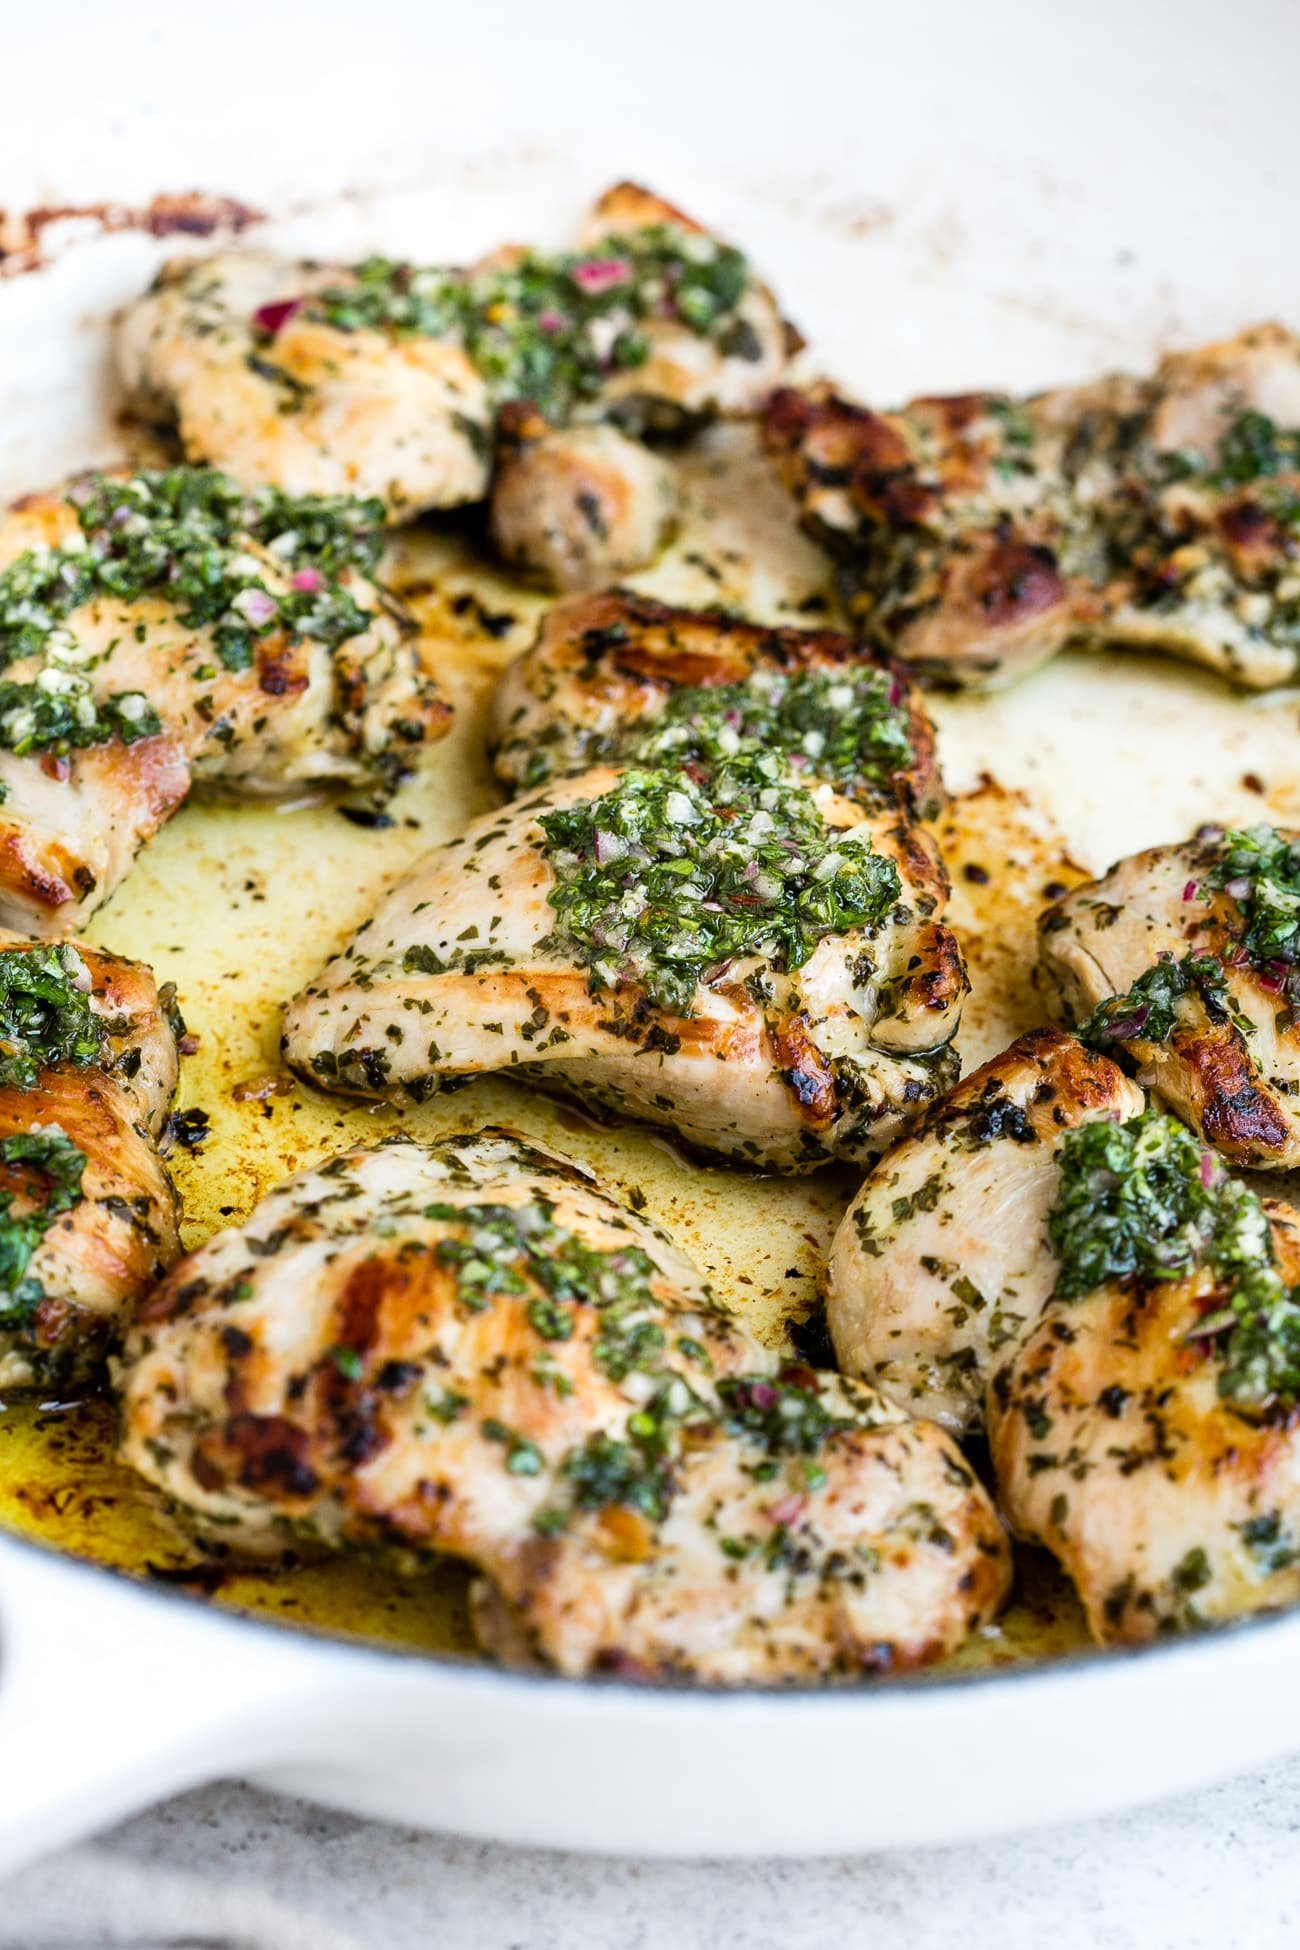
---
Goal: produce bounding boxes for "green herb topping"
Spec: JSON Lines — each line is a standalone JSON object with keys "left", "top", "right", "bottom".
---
{"left": 1206, "top": 825, "right": 1300, "bottom": 976}
{"left": 630, "top": 665, "right": 912, "bottom": 803}
{"left": 716, "top": 1369, "right": 855, "bottom": 1456}
{"left": 425, "top": 1193, "right": 668, "bottom": 1376}
{"left": 302, "top": 225, "right": 754, "bottom": 424}
{"left": 539, "top": 753, "right": 901, "bottom": 1015}
{"left": 1209, "top": 410, "right": 1300, "bottom": 489}
{"left": 1078, "top": 950, "right": 1238, "bottom": 1049}
{"left": 0, "top": 467, "right": 387, "bottom": 757}
{"left": 0, "top": 945, "right": 105, "bottom": 1091}
{"left": 0, "top": 1129, "right": 88, "bottom": 1330}
{"left": 1050, "top": 1107, "right": 1300, "bottom": 1410}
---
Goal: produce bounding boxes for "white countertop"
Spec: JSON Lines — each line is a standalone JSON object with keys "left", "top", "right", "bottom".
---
{"left": 3, "top": 1760, "right": 1297, "bottom": 1949}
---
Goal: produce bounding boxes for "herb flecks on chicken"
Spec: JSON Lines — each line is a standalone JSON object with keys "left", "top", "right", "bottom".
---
{"left": 0, "top": 466, "right": 447, "bottom": 937}
{"left": 1205, "top": 825, "right": 1300, "bottom": 975}
{"left": 827, "top": 1029, "right": 1300, "bottom": 1646}
{"left": 117, "top": 183, "right": 793, "bottom": 565}
{"left": 307, "top": 225, "right": 753, "bottom": 426}
{"left": 539, "top": 753, "right": 902, "bottom": 1016}
{"left": 0, "top": 1130, "right": 88, "bottom": 1333}
{"left": 118, "top": 1130, "right": 1009, "bottom": 1681}
{"left": 629, "top": 665, "right": 913, "bottom": 802}
{"left": 0, "top": 931, "right": 181, "bottom": 1394}
{"left": 0, "top": 943, "right": 105, "bottom": 1090}
{"left": 1077, "top": 952, "right": 1237, "bottom": 1051}
{"left": 766, "top": 323, "right": 1300, "bottom": 691}
{"left": 489, "top": 589, "right": 937, "bottom": 818}
{"left": 287, "top": 585, "right": 963, "bottom": 1170}
{"left": 1050, "top": 1107, "right": 1300, "bottom": 1410}
{"left": 1041, "top": 824, "right": 1300, "bottom": 1168}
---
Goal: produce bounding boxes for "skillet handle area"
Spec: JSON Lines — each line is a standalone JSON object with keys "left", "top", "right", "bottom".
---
{"left": 0, "top": 1533, "right": 328, "bottom": 1876}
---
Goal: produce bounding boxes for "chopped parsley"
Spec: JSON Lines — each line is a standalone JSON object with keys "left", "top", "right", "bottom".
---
{"left": 0, "top": 467, "right": 386, "bottom": 758}
{"left": 303, "top": 225, "right": 753, "bottom": 425}
{"left": 427, "top": 1194, "right": 662, "bottom": 1345}
{"left": 1078, "top": 950, "right": 1238, "bottom": 1048}
{"left": 539, "top": 754, "right": 901, "bottom": 1015}
{"left": 0, "top": 1129, "right": 88, "bottom": 1330}
{"left": 0, "top": 944, "right": 105, "bottom": 1090}
{"left": 717, "top": 1369, "right": 855, "bottom": 1455}
{"left": 1207, "top": 825, "right": 1300, "bottom": 973}
{"left": 1050, "top": 1107, "right": 1300, "bottom": 1411}
{"left": 629, "top": 664, "right": 912, "bottom": 804}
{"left": 1210, "top": 410, "right": 1300, "bottom": 489}
{"left": 560, "top": 1426, "right": 676, "bottom": 1522}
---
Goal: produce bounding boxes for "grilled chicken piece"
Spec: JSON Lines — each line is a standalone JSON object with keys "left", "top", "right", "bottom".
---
{"left": 118, "top": 251, "right": 493, "bottom": 519}
{"left": 826, "top": 1030, "right": 1143, "bottom": 1436}
{"left": 118, "top": 183, "right": 792, "bottom": 524}
{"left": 1039, "top": 823, "right": 1300, "bottom": 1169}
{"left": 829, "top": 1028, "right": 1300, "bottom": 1643}
{"left": 570, "top": 184, "right": 792, "bottom": 427}
{"left": 765, "top": 323, "right": 1300, "bottom": 690}
{"left": 118, "top": 1130, "right": 1009, "bottom": 1680}
{"left": 488, "top": 588, "right": 943, "bottom": 816}
{"left": 0, "top": 932, "right": 181, "bottom": 1392}
{"left": 0, "top": 468, "right": 446, "bottom": 937}
{"left": 488, "top": 406, "right": 678, "bottom": 590}
{"left": 282, "top": 750, "right": 966, "bottom": 1171}
{"left": 992, "top": 1194, "right": 1300, "bottom": 1644}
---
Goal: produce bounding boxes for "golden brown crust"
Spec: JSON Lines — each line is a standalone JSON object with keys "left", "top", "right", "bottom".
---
{"left": 766, "top": 328, "right": 1300, "bottom": 691}
{"left": 121, "top": 1131, "right": 1010, "bottom": 1680}
{"left": 1038, "top": 832, "right": 1300, "bottom": 1168}
{"left": 489, "top": 587, "right": 944, "bottom": 818}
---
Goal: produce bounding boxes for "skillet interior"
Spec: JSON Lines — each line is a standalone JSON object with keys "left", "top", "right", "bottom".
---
{"left": 2, "top": 190, "right": 1300, "bottom": 1686}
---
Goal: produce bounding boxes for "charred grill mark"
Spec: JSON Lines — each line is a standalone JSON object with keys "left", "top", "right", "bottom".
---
{"left": 194, "top": 1413, "right": 320, "bottom": 1501}
{"left": 1180, "top": 1029, "right": 1292, "bottom": 1154}
{"left": 771, "top": 1015, "right": 839, "bottom": 1125}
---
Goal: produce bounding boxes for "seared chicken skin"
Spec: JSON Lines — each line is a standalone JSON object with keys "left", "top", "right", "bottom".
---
{"left": 489, "top": 405, "right": 679, "bottom": 590}
{"left": 765, "top": 323, "right": 1300, "bottom": 690}
{"left": 0, "top": 467, "right": 446, "bottom": 936}
{"left": 284, "top": 656, "right": 966, "bottom": 1170}
{"left": 488, "top": 588, "right": 943, "bottom": 817}
{"left": 1040, "top": 822, "right": 1300, "bottom": 1169}
{"left": 828, "top": 1029, "right": 1300, "bottom": 1643}
{"left": 117, "top": 1130, "right": 1009, "bottom": 1681}
{"left": 0, "top": 931, "right": 181, "bottom": 1392}
{"left": 118, "top": 184, "right": 792, "bottom": 539}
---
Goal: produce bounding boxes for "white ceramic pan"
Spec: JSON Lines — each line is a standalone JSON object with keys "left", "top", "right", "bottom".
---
{"left": 7, "top": 1530, "right": 1300, "bottom": 1867}
{"left": 2, "top": 0, "right": 1299, "bottom": 1871}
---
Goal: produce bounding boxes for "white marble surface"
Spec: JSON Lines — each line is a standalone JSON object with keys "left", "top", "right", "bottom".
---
{"left": 5, "top": 1760, "right": 1298, "bottom": 1949}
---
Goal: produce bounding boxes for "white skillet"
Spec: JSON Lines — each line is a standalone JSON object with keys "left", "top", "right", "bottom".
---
{"left": 3, "top": 0, "right": 1300, "bottom": 1872}
{"left": 6, "top": 1526, "right": 1300, "bottom": 1869}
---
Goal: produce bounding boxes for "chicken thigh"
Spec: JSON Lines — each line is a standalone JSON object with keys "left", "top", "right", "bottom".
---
{"left": 117, "top": 1129, "right": 1009, "bottom": 1680}
{"left": 0, "top": 466, "right": 446, "bottom": 935}
{"left": 1039, "top": 822, "right": 1300, "bottom": 1168}
{"left": 488, "top": 406, "right": 679, "bottom": 590}
{"left": 826, "top": 1029, "right": 1144, "bottom": 1435}
{"left": 488, "top": 588, "right": 943, "bottom": 817}
{"left": 828, "top": 1028, "right": 1300, "bottom": 1643}
{"left": 0, "top": 932, "right": 181, "bottom": 1392}
{"left": 765, "top": 323, "right": 1300, "bottom": 690}
{"left": 283, "top": 722, "right": 966, "bottom": 1171}
{"left": 118, "top": 184, "right": 792, "bottom": 537}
